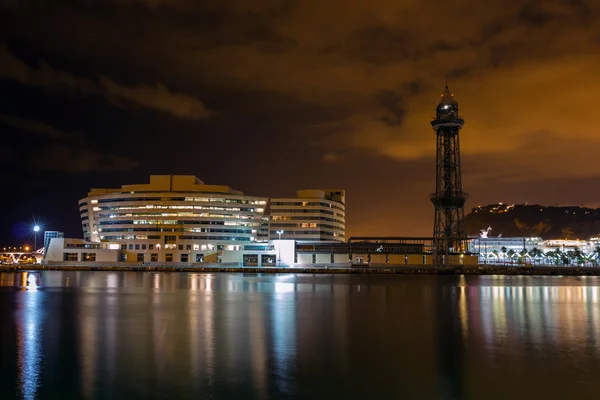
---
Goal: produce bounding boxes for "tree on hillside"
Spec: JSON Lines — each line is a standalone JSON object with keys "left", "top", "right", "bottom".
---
{"left": 579, "top": 221, "right": 600, "bottom": 239}
{"left": 514, "top": 218, "right": 552, "bottom": 237}
{"left": 560, "top": 227, "right": 576, "bottom": 240}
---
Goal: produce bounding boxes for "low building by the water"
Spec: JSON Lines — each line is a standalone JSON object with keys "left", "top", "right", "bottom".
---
{"left": 44, "top": 236, "right": 479, "bottom": 267}
{"left": 469, "top": 235, "right": 600, "bottom": 264}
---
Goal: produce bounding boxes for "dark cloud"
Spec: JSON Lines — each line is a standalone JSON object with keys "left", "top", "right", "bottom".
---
{"left": 0, "top": 113, "right": 76, "bottom": 140}
{"left": 34, "top": 145, "right": 139, "bottom": 173}
{"left": 0, "top": 113, "right": 138, "bottom": 173}
{"left": 2, "top": 0, "right": 600, "bottom": 242}
{"left": 0, "top": 43, "right": 211, "bottom": 119}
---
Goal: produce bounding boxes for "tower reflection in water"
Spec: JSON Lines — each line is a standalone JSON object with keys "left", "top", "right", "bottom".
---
{"left": 3, "top": 272, "right": 600, "bottom": 399}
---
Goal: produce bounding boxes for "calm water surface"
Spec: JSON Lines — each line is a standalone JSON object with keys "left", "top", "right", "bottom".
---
{"left": 1, "top": 271, "right": 600, "bottom": 399}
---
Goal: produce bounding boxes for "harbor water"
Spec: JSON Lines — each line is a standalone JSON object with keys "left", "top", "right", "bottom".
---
{"left": 1, "top": 271, "right": 599, "bottom": 399}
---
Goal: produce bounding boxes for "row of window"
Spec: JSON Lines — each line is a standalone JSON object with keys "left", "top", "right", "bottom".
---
{"left": 92, "top": 196, "right": 263, "bottom": 205}
{"left": 292, "top": 254, "right": 426, "bottom": 264}
{"left": 180, "top": 235, "right": 252, "bottom": 241}
{"left": 65, "top": 243, "right": 100, "bottom": 249}
{"left": 120, "top": 253, "right": 206, "bottom": 263}
{"left": 98, "top": 219, "right": 257, "bottom": 226}
{"left": 99, "top": 228, "right": 184, "bottom": 235}
{"left": 269, "top": 222, "right": 344, "bottom": 231}
{"left": 101, "top": 227, "right": 253, "bottom": 234}
{"left": 100, "top": 235, "right": 254, "bottom": 241}
{"left": 98, "top": 213, "right": 257, "bottom": 220}
{"left": 93, "top": 205, "right": 260, "bottom": 213}
{"left": 66, "top": 252, "right": 425, "bottom": 265}
{"left": 270, "top": 209, "right": 338, "bottom": 216}
{"left": 270, "top": 201, "right": 344, "bottom": 212}
{"left": 242, "top": 254, "right": 276, "bottom": 267}
{"left": 63, "top": 252, "right": 96, "bottom": 261}
{"left": 270, "top": 230, "right": 338, "bottom": 236}
{"left": 271, "top": 215, "right": 344, "bottom": 223}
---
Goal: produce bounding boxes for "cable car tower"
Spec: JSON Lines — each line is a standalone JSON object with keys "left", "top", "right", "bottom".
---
{"left": 430, "top": 85, "right": 467, "bottom": 267}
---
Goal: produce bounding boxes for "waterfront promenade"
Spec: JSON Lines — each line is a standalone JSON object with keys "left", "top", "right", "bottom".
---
{"left": 2, "top": 263, "right": 600, "bottom": 276}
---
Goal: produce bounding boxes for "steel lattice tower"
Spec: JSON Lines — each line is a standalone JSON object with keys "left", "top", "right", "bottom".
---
{"left": 430, "top": 85, "right": 467, "bottom": 267}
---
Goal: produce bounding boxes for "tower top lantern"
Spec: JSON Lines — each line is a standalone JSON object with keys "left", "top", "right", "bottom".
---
{"left": 436, "top": 85, "right": 459, "bottom": 119}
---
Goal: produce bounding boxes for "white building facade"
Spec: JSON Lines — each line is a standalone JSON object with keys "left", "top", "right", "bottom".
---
{"left": 70, "top": 175, "right": 346, "bottom": 264}
{"left": 269, "top": 189, "right": 345, "bottom": 242}
{"left": 79, "top": 175, "right": 268, "bottom": 263}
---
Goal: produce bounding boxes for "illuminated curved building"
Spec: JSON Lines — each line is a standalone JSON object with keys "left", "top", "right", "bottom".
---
{"left": 79, "top": 175, "right": 268, "bottom": 262}
{"left": 269, "top": 189, "right": 345, "bottom": 242}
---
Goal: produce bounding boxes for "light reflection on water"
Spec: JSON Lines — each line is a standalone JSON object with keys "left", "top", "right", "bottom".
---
{"left": 15, "top": 272, "right": 44, "bottom": 400}
{"left": 1, "top": 272, "right": 600, "bottom": 399}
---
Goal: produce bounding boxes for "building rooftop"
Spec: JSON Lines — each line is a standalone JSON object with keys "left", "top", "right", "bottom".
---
{"left": 88, "top": 175, "right": 244, "bottom": 197}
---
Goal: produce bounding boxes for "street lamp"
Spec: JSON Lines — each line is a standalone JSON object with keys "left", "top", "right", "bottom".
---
{"left": 33, "top": 225, "right": 40, "bottom": 253}
{"left": 276, "top": 230, "right": 284, "bottom": 267}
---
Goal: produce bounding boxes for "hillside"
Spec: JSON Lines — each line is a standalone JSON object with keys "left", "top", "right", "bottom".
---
{"left": 465, "top": 204, "right": 600, "bottom": 239}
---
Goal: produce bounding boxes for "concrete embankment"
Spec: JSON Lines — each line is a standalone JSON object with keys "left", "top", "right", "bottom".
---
{"left": 2, "top": 264, "right": 600, "bottom": 276}
{"left": 1, "top": 263, "right": 433, "bottom": 274}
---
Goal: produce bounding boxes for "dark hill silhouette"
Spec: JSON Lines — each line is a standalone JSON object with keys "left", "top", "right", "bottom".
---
{"left": 465, "top": 204, "right": 600, "bottom": 239}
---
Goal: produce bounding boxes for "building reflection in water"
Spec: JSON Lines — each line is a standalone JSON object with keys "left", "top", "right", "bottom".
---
{"left": 464, "top": 279, "right": 600, "bottom": 353}
{"left": 188, "top": 273, "right": 216, "bottom": 389}
{"left": 80, "top": 277, "right": 98, "bottom": 399}
{"left": 449, "top": 276, "right": 600, "bottom": 397}
{"left": 4, "top": 271, "right": 600, "bottom": 398}
{"left": 15, "top": 272, "right": 45, "bottom": 400}
{"left": 272, "top": 274, "right": 297, "bottom": 395}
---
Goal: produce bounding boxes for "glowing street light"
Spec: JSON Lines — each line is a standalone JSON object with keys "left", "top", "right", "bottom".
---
{"left": 33, "top": 225, "right": 40, "bottom": 254}
{"left": 276, "top": 230, "right": 284, "bottom": 267}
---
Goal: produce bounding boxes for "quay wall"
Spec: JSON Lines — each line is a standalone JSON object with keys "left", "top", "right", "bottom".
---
{"left": 3, "top": 263, "right": 600, "bottom": 276}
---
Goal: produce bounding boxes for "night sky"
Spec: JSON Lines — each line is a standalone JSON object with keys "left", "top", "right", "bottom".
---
{"left": 1, "top": 1, "right": 599, "bottom": 245}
